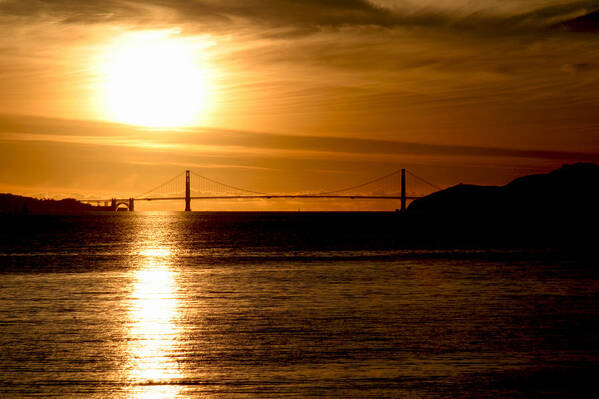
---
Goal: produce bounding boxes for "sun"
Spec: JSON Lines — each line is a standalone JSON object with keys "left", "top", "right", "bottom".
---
{"left": 99, "top": 32, "right": 211, "bottom": 128}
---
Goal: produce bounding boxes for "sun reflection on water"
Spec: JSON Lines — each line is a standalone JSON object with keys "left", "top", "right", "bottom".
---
{"left": 127, "top": 225, "right": 183, "bottom": 398}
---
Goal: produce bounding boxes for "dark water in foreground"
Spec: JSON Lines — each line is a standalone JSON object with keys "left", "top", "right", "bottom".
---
{"left": 0, "top": 213, "right": 597, "bottom": 398}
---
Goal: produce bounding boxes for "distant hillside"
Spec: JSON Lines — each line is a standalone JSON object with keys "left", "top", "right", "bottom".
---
{"left": 0, "top": 194, "right": 108, "bottom": 214}
{"left": 408, "top": 163, "right": 599, "bottom": 218}
{"left": 405, "top": 163, "right": 599, "bottom": 247}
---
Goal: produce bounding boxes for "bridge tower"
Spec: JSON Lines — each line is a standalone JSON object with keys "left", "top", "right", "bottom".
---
{"left": 128, "top": 198, "right": 135, "bottom": 212}
{"left": 185, "top": 170, "right": 191, "bottom": 212}
{"left": 400, "top": 168, "right": 406, "bottom": 213}
{"left": 111, "top": 198, "right": 117, "bottom": 212}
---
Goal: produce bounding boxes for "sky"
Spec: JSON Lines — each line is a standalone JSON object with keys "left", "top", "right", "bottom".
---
{"left": 0, "top": 0, "right": 598, "bottom": 210}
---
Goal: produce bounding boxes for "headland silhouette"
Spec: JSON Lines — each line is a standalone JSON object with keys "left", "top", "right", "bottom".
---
{"left": 0, "top": 194, "right": 112, "bottom": 214}
{"left": 404, "top": 162, "right": 599, "bottom": 248}
{"left": 1, "top": 163, "right": 597, "bottom": 250}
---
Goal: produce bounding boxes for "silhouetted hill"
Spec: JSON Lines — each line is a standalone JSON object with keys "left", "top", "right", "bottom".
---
{"left": 405, "top": 163, "right": 599, "bottom": 247}
{"left": 0, "top": 194, "right": 108, "bottom": 214}
{"left": 554, "top": 9, "right": 599, "bottom": 33}
{"left": 409, "top": 163, "right": 599, "bottom": 217}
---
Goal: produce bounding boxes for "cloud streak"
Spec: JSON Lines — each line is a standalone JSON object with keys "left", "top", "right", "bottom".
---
{"left": 1, "top": 0, "right": 597, "bottom": 34}
{"left": 2, "top": 114, "right": 597, "bottom": 162}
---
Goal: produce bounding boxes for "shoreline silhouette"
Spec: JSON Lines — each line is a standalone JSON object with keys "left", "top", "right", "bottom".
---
{"left": 1, "top": 163, "right": 597, "bottom": 251}
{"left": 0, "top": 194, "right": 112, "bottom": 214}
{"left": 403, "top": 162, "right": 599, "bottom": 249}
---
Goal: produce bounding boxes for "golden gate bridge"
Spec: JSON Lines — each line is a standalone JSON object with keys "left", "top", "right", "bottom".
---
{"left": 81, "top": 169, "right": 442, "bottom": 211}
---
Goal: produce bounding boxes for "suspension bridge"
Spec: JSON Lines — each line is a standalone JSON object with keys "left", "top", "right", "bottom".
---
{"left": 81, "top": 169, "right": 442, "bottom": 211}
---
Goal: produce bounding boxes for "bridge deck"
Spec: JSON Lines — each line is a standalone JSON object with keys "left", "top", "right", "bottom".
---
{"left": 145, "top": 195, "right": 418, "bottom": 200}
{"left": 83, "top": 195, "right": 419, "bottom": 202}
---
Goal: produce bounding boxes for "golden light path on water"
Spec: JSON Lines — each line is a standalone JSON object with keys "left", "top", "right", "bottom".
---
{"left": 127, "top": 217, "right": 183, "bottom": 398}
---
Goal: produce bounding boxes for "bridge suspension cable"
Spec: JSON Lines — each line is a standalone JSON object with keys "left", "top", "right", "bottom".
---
{"left": 406, "top": 170, "right": 443, "bottom": 191}
{"left": 189, "top": 171, "right": 266, "bottom": 195}
{"left": 314, "top": 169, "right": 403, "bottom": 195}
{"left": 130, "top": 167, "right": 443, "bottom": 201}
{"left": 135, "top": 171, "right": 185, "bottom": 199}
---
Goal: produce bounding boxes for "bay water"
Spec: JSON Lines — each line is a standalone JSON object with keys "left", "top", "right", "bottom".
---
{"left": 0, "top": 213, "right": 597, "bottom": 398}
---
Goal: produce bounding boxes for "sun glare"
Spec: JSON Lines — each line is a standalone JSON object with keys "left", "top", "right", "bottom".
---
{"left": 99, "top": 31, "right": 212, "bottom": 128}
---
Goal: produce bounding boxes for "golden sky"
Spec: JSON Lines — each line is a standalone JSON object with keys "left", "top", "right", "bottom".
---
{"left": 0, "top": 0, "right": 598, "bottom": 209}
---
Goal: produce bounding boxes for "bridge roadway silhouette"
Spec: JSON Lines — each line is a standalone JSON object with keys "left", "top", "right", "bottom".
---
{"left": 83, "top": 169, "right": 440, "bottom": 212}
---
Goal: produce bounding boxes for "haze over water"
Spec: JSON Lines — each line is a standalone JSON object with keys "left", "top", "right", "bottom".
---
{"left": 1, "top": 212, "right": 597, "bottom": 398}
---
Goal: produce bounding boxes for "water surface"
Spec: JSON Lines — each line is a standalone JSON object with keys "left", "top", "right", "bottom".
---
{"left": 1, "top": 213, "right": 597, "bottom": 397}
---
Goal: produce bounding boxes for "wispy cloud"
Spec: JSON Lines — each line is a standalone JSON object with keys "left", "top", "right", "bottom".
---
{"left": 1, "top": 0, "right": 597, "bottom": 33}
{"left": 2, "top": 114, "right": 597, "bottom": 161}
